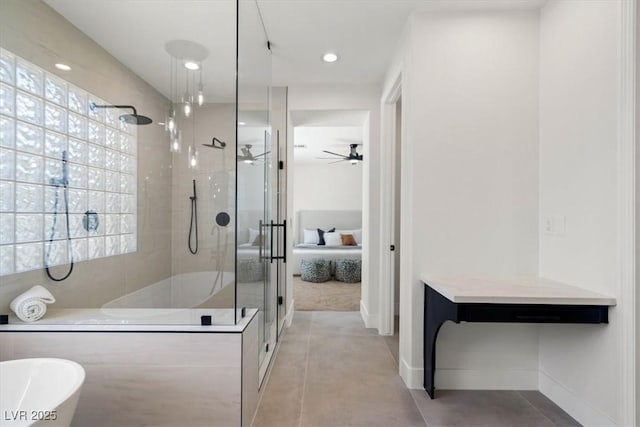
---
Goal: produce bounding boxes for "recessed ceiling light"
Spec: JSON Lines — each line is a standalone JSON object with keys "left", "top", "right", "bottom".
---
{"left": 157, "top": 122, "right": 166, "bottom": 126}
{"left": 238, "top": 121, "right": 246, "bottom": 126}
{"left": 184, "top": 61, "right": 200, "bottom": 70}
{"left": 55, "top": 63, "right": 71, "bottom": 71}
{"left": 322, "top": 53, "right": 339, "bottom": 63}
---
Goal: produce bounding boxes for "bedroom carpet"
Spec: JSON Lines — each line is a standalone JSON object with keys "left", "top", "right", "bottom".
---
{"left": 293, "top": 276, "right": 361, "bottom": 311}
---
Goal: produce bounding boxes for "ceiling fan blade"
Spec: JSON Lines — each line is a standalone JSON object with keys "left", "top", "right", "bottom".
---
{"left": 328, "top": 159, "right": 349, "bottom": 164}
{"left": 253, "top": 151, "right": 271, "bottom": 158}
{"left": 322, "top": 150, "right": 346, "bottom": 157}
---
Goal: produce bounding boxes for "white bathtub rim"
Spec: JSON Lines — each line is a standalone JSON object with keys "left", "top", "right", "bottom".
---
{"left": 0, "top": 358, "right": 85, "bottom": 427}
{"left": 101, "top": 271, "right": 235, "bottom": 310}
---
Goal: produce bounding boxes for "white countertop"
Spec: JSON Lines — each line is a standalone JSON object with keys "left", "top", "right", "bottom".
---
{"left": 420, "top": 275, "right": 616, "bottom": 306}
{"left": 0, "top": 308, "right": 258, "bottom": 332}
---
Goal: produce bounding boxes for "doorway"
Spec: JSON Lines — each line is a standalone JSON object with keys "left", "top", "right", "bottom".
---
{"left": 287, "top": 110, "right": 368, "bottom": 312}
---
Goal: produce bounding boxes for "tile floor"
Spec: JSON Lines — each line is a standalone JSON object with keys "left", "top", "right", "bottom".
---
{"left": 252, "top": 311, "right": 580, "bottom": 427}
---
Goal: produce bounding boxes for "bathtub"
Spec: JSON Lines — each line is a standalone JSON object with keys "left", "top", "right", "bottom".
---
{"left": 102, "top": 271, "right": 235, "bottom": 310}
{"left": 0, "top": 358, "right": 85, "bottom": 427}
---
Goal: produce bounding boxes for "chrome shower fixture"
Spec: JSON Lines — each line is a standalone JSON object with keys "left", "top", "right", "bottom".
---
{"left": 202, "top": 137, "right": 227, "bottom": 149}
{"left": 89, "top": 102, "right": 153, "bottom": 125}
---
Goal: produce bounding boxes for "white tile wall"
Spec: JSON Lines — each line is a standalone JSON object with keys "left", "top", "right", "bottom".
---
{"left": 0, "top": 48, "right": 137, "bottom": 276}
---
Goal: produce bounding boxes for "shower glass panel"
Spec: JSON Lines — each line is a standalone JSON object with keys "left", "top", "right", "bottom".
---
{"left": 0, "top": 0, "right": 238, "bottom": 326}
{"left": 236, "top": 0, "right": 277, "bottom": 376}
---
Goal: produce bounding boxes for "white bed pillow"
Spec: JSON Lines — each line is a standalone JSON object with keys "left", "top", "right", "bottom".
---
{"left": 323, "top": 232, "right": 342, "bottom": 247}
{"left": 303, "top": 228, "right": 320, "bottom": 244}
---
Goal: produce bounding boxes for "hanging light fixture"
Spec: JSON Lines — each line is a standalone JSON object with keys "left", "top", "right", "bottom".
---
{"left": 188, "top": 144, "right": 199, "bottom": 169}
{"left": 188, "top": 106, "right": 198, "bottom": 169}
{"left": 182, "top": 69, "right": 192, "bottom": 118}
{"left": 170, "top": 129, "right": 182, "bottom": 153}
{"left": 197, "top": 67, "right": 205, "bottom": 106}
{"left": 164, "top": 40, "right": 209, "bottom": 154}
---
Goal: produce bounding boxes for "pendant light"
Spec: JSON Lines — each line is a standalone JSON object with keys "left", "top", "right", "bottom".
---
{"left": 188, "top": 105, "right": 198, "bottom": 169}
{"left": 164, "top": 40, "right": 209, "bottom": 155}
{"left": 197, "top": 67, "right": 205, "bottom": 106}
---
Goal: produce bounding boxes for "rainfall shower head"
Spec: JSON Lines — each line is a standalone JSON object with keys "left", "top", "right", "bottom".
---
{"left": 90, "top": 103, "right": 153, "bottom": 125}
{"left": 202, "top": 137, "right": 227, "bottom": 149}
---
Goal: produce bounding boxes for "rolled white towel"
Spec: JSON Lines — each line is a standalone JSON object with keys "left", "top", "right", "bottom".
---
{"left": 10, "top": 285, "right": 56, "bottom": 322}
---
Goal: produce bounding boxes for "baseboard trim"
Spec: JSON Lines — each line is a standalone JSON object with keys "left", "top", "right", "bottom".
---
{"left": 538, "top": 370, "right": 616, "bottom": 427}
{"left": 360, "top": 299, "right": 378, "bottom": 329}
{"left": 285, "top": 299, "right": 294, "bottom": 328}
{"left": 400, "top": 357, "right": 423, "bottom": 389}
{"left": 399, "top": 358, "right": 538, "bottom": 391}
{"left": 436, "top": 368, "right": 538, "bottom": 391}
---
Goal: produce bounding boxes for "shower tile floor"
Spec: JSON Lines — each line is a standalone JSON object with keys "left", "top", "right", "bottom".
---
{"left": 251, "top": 311, "right": 580, "bottom": 427}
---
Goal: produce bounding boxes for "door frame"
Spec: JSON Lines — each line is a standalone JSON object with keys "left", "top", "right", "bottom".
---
{"left": 620, "top": 0, "right": 636, "bottom": 423}
{"left": 378, "top": 72, "right": 402, "bottom": 336}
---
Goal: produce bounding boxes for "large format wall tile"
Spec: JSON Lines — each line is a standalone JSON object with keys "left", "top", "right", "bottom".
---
{"left": 0, "top": 329, "right": 255, "bottom": 427}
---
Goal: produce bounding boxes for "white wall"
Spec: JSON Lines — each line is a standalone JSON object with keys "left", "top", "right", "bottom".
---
{"left": 538, "top": 1, "right": 623, "bottom": 424}
{"left": 636, "top": 1, "right": 640, "bottom": 423}
{"left": 387, "top": 9, "right": 541, "bottom": 389}
{"left": 172, "top": 104, "right": 236, "bottom": 279}
{"left": 292, "top": 162, "right": 363, "bottom": 240}
{"left": 287, "top": 85, "right": 380, "bottom": 327}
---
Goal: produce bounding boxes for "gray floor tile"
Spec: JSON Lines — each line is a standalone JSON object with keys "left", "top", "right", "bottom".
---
{"left": 301, "top": 371, "right": 425, "bottom": 427}
{"left": 309, "top": 311, "right": 378, "bottom": 336}
{"left": 286, "top": 311, "right": 313, "bottom": 336}
{"left": 518, "top": 391, "right": 581, "bottom": 427}
{"left": 410, "top": 389, "right": 557, "bottom": 427}
{"left": 253, "top": 311, "right": 580, "bottom": 427}
{"left": 306, "top": 334, "right": 396, "bottom": 377}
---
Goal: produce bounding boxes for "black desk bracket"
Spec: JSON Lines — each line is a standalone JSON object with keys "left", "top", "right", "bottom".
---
{"left": 423, "top": 283, "right": 609, "bottom": 399}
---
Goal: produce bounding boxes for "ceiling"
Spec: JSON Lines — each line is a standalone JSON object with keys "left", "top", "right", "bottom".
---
{"left": 291, "top": 110, "right": 369, "bottom": 127}
{"left": 294, "top": 126, "right": 364, "bottom": 164}
{"left": 45, "top": 0, "right": 238, "bottom": 101}
{"left": 45, "top": 0, "right": 546, "bottom": 103}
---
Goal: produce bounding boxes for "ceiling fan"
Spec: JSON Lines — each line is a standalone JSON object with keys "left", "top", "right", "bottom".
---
{"left": 318, "top": 143, "right": 363, "bottom": 165}
{"left": 238, "top": 144, "right": 269, "bottom": 164}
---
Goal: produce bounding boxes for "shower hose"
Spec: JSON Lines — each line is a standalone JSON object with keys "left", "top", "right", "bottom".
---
{"left": 188, "top": 179, "right": 198, "bottom": 254}
{"left": 45, "top": 152, "right": 74, "bottom": 281}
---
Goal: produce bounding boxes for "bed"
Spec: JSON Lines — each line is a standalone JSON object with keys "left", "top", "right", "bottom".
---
{"left": 292, "top": 210, "right": 362, "bottom": 275}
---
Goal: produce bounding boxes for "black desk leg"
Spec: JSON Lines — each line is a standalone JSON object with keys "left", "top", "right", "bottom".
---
{"left": 424, "top": 285, "right": 460, "bottom": 399}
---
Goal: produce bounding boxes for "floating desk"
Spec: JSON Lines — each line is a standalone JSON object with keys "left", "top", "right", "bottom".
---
{"left": 421, "top": 276, "right": 616, "bottom": 399}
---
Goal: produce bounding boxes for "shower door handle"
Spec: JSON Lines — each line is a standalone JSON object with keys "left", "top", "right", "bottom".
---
{"left": 269, "top": 220, "right": 287, "bottom": 263}
{"left": 258, "top": 220, "right": 263, "bottom": 261}
{"left": 259, "top": 220, "right": 271, "bottom": 261}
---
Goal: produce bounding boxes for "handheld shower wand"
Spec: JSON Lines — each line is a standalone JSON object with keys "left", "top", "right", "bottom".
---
{"left": 188, "top": 180, "right": 198, "bottom": 254}
{"left": 45, "top": 150, "right": 74, "bottom": 281}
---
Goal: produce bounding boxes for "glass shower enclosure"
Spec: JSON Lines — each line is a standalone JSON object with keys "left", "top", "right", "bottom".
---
{"left": 0, "top": 1, "right": 285, "bottom": 381}
{"left": 236, "top": 0, "right": 282, "bottom": 379}
{"left": 0, "top": 0, "right": 240, "bottom": 327}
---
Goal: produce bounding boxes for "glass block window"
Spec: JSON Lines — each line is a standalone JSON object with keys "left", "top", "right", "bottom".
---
{"left": 0, "top": 48, "right": 137, "bottom": 276}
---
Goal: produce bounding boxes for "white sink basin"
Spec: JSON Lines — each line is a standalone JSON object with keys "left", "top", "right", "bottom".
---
{"left": 0, "top": 358, "right": 85, "bottom": 427}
